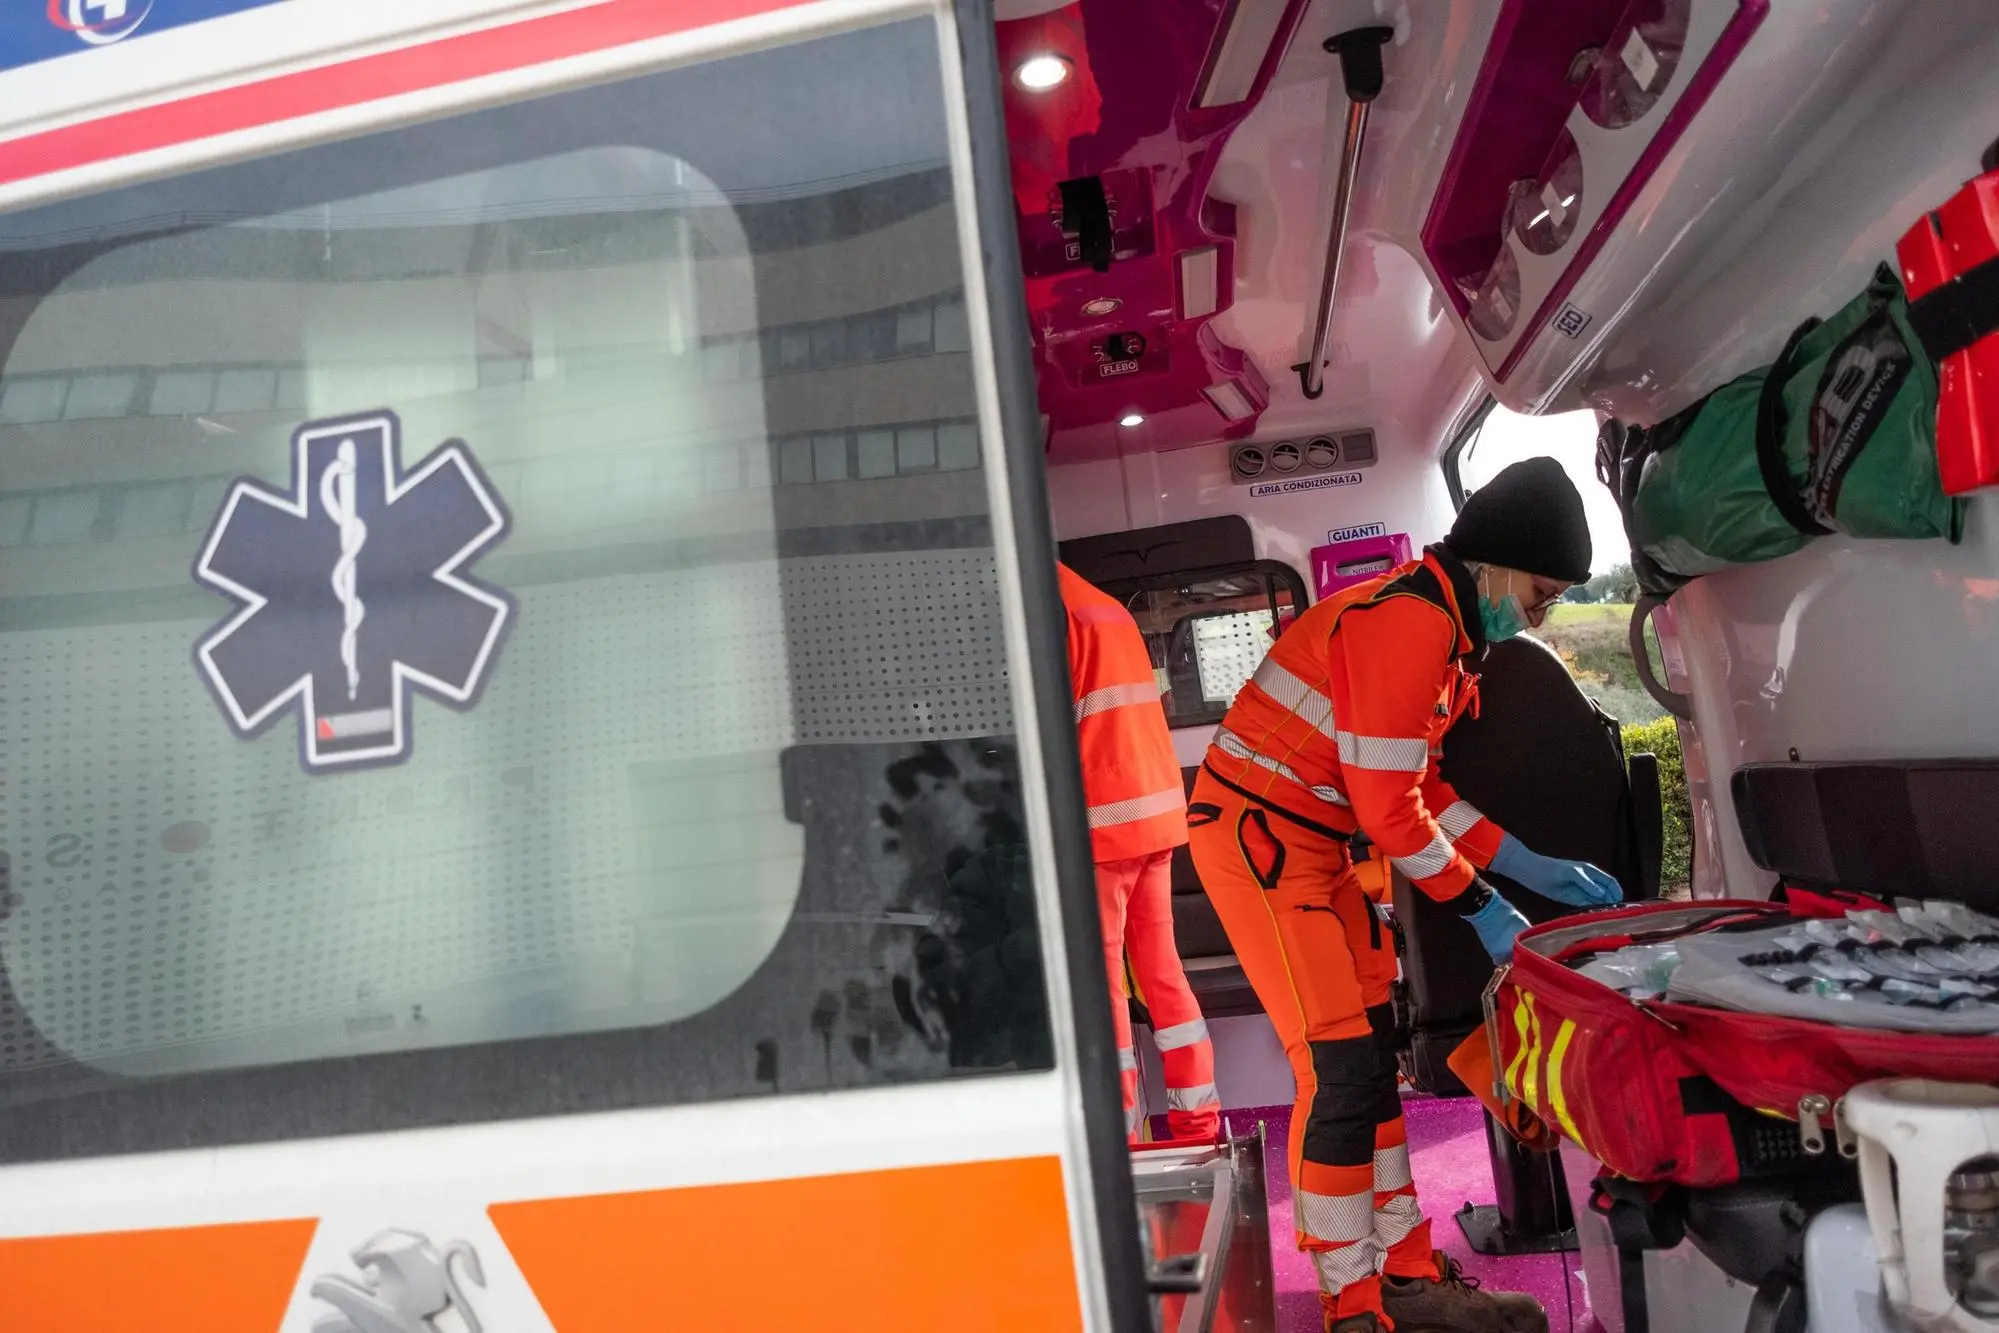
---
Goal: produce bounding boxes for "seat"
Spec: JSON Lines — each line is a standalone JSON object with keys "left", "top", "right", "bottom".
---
{"left": 1732, "top": 759, "right": 1999, "bottom": 912}
{"left": 1389, "top": 634, "right": 1662, "bottom": 1253}
{"left": 1394, "top": 634, "right": 1663, "bottom": 1096}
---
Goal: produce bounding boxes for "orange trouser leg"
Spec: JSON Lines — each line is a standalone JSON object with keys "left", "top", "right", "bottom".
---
{"left": 1095, "top": 856, "right": 1143, "bottom": 1142}
{"left": 1187, "top": 772, "right": 1416, "bottom": 1328}
{"left": 1120, "top": 849, "right": 1221, "bottom": 1141}
{"left": 1374, "top": 1115, "right": 1435, "bottom": 1279}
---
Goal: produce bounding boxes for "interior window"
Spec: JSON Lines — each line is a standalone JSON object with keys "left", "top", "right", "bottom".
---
{"left": 1101, "top": 563, "right": 1307, "bottom": 728}
{"left": 0, "top": 19, "right": 1052, "bottom": 1156}
{"left": 1453, "top": 402, "right": 1620, "bottom": 550}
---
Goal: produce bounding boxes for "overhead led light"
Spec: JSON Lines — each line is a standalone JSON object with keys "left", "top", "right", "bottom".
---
{"left": 1014, "top": 54, "right": 1072, "bottom": 91}
{"left": 1178, "top": 245, "right": 1221, "bottom": 320}
{"left": 1194, "top": 0, "right": 1292, "bottom": 109}
{"left": 1202, "top": 380, "right": 1256, "bottom": 422}
{"left": 1119, "top": 413, "right": 1146, "bottom": 427}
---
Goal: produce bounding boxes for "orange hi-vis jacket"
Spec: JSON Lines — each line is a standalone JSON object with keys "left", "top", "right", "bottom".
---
{"left": 1058, "top": 564, "right": 1189, "bottom": 862}
{"left": 1201, "top": 547, "right": 1505, "bottom": 901}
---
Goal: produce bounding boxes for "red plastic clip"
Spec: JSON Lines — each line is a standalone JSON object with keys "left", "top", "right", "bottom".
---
{"left": 1898, "top": 165, "right": 1999, "bottom": 495}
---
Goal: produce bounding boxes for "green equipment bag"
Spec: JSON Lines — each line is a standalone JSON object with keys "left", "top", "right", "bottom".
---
{"left": 1599, "top": 264, "right": 1965, "bottom": 596}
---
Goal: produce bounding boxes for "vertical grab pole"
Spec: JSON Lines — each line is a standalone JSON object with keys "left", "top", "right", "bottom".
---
{"left": 1296, "top": 25, "right": 1393, "bottom": 400}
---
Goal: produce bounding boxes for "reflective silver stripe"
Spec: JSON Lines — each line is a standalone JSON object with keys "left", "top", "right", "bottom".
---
{"left": 1214, "top": 728, "right": 1351, "bottom": 807}
{"left": 1118, "top": 1047, "right": 1138, "bottom": 1072}
{"left": 1126, "top": 1101, "right": 1142, "bottom": 1136}
{"left": 1154, "top": 1018, "right": 1210, "bottom": 1051}
{"left": 1297, "top": 1188, "right": 1375, "bottom": 1245}
{"left": 1374, "top": 1143, "right": 1414, "bottom": 1192}
{"left": 1253, "top": 658, "right": 1338, "bottom": 740}
{"left": 1088, "top": 786, "right": 1184, "bottom": 830}
{"left": 1313, "top": 1240, "right": 1383, "bottom": 1293}
{"left": 1375, "top": 1192, "right": 1425, "bottom": 1247}
{"left": 1075, "top": 680, "right": 1160, "bottom": 723}
{"left": 1337, "top": 731, "right": 1431, "bottom": 772}
{"left": 1167, "top": 1081, "right": 1220, "bottom": 1112}
{"left": 1437, "top": 800, "right": 1485, "bottom": 840}
{"left": 1391, "top": 832, "right": 1456, "bottom": 881}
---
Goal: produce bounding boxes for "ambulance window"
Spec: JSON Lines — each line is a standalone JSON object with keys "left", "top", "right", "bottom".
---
{"left": 0, "top": 19, "right": 1051, "bottom": 1158}
{"left": 1103, "top": 562, "right": 1306, "bottom": 728}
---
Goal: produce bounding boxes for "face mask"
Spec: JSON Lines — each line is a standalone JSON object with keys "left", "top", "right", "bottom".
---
{"left": 1479, "top": 591, "right": 1530, "bottom": 643}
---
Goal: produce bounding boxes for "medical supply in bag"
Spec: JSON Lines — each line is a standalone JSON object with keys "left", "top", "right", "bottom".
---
{"left": 1485, "top": 901, "right": 1999, "bottom": 1187}
{"left": 1547, "top": 899, "right": 1999, "bottom": 1029}
{"left": 1666, "top": 900, "right": 1999, "bottom": 1034}
{"left": 1597, "top": 264, "right": 1966, "bottom": 597}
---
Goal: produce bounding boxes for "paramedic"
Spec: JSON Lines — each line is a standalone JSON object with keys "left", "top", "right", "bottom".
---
{"left": 1059, "top": 563, "right": 1222, "bottom": 1142}
{"left": 1187, "top": 458, "right": 1621, "bottom": 1333}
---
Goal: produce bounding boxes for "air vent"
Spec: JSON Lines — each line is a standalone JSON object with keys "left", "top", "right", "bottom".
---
{"left": 1229, "top": 428, "right": 1377, "bottom": 487}
{"left": 1230, "top": 443, "right": 1268, "bottom": 482}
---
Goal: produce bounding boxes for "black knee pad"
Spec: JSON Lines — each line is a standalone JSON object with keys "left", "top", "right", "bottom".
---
{"left": 1302, "top": 1035, "right": 1383, "bottom": 1166}
{"left": 1365, "top": 1002, "right": 1403, "bottom": 1123}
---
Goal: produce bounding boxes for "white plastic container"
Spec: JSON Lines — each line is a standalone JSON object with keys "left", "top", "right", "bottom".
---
{"left": 1845, "top": 1079, "right": 1999, "bottom": 1333}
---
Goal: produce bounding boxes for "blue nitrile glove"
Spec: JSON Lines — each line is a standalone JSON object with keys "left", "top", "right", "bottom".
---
{"left": 1490, "top": 833, "right": 1624, "bottom": 907}
{"left": 1464, "top": 887, "right": 1531, "bottom": 964}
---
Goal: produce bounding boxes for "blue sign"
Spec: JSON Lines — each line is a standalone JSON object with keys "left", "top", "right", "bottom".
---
{"left": 194, "top": 411, "right": 514, "bottom": 774}
{"left": 3, "top": 0, "right": 295, "bottom": 75}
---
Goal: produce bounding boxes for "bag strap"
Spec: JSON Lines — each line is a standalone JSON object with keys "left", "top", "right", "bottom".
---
{"left": 1906, "top": 252, "right": 1999, "bottom": 364}
{"left": 1621, "top": 1246, "right": 1651, "bottom": 1333}
{"left": 1590, "top": 1176, "right": 1686, "bottom": 1333}
{"left": 1754, "top": 317, "right": 1833, "bottom": 537}
{"left": 1589, "top": 1177, "right": 1687, "bottom": 1250}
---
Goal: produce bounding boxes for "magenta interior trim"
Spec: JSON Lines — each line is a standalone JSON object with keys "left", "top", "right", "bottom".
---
{"left": 1494, "top": 0, "right": 1771, "bottom": 381}
{"left": 1419, "top": 0, "right": 1622, "bottom": 321}
{"left": 1000, "top": 0, "right": 1310, "bottom": 462}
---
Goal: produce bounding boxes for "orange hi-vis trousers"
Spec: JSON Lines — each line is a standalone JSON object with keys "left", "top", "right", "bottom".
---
{"left": 1097, "top": 851, "right": 1221, "bottom": 1143}
{"left": 1186, "top": 770, "right": 1436, "bottom": 1327}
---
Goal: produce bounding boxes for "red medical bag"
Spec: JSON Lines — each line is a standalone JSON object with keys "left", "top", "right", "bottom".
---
{"left": 1487, "top": 900, "right": 1999, "bottom": 1187}
{"left": 1900, "top": 163, "right": 1999, "bottom": 494}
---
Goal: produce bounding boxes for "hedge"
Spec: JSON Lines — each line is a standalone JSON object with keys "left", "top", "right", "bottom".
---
{"left": 1622, "top": 716, "right": 1692, "bottom": 892}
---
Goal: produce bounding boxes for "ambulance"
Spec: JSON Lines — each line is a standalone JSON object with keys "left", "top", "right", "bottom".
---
{"left": 0, "top": 1, "right": 1994, "bottom": 1331}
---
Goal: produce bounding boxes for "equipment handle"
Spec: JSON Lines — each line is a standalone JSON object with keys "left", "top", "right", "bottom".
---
{"left": 1629, "top": 596, "right": 1692, "bottom": 720}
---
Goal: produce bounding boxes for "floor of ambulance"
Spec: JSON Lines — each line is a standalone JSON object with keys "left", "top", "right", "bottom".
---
{"left": 1217, "top": 1096, "right": 1592, "bottom": 1333}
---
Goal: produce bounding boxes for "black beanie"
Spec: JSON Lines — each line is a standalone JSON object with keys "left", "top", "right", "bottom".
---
{"left": 1443, "top": 456, "right": 1592, "bottom": 583}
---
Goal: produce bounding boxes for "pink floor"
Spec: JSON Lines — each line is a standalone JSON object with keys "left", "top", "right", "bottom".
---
{"left": 1219, "top": 1096, "right": 1593, "bottom": 1333}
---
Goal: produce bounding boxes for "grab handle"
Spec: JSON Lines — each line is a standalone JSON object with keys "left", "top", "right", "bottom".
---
{"left": 1630, "top": 595, "right": 1692, "bottom": 721}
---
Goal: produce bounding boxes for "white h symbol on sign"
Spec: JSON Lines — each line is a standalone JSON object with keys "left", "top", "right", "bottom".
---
{"left": 66, "top": 0, "right": 148, "bottom": 44}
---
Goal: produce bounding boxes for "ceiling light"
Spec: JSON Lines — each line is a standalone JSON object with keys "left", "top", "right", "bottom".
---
{"left": 1119, "top": 413, "right": 1145, "bottom": 427}
{"left": 1014, "top": 54, "right": 1071, "bottom": 91}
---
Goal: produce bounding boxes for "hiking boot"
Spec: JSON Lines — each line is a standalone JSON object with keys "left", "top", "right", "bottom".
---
{"left": 1379, "top": 1252, "right": 1549, "bottom": 1333}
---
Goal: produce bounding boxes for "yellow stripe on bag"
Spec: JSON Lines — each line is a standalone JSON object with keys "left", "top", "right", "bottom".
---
{"left": 1504, "top": 993, "right": 1534, "bottom": 1100}
{"left": 1521, "top": 995, "right": 1545, "bottom": 1110}
{"left": 1544, "top": 1018, "right": 1585, "bottom": 1143}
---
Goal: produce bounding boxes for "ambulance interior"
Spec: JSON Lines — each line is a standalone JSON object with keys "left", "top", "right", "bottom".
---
{"left": 0, "top": 0, "right": 1996, "bottom": 1329}
{"left": 998, "top": 0, "right": 1999, "bottom": 1328}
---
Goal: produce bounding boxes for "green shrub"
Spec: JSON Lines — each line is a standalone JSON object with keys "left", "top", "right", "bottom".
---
{"left": 1622, "top": 716, "right": 1692, "bottom": 893}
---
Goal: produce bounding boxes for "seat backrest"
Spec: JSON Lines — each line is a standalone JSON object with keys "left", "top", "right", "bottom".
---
{"left": 1395, "top": 635, "right": 1656, "bottom": 1042}
{"left": 1732, "top": 761, "right": 1999, "bottom": 913}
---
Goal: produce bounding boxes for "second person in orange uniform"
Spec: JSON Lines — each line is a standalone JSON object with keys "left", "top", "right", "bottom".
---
{"left": 1058, "top": 563, "right": 1222, "bottom": 1144}
{"left": 1187, "top": 459, "right": 1622, "bottom": 1333}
